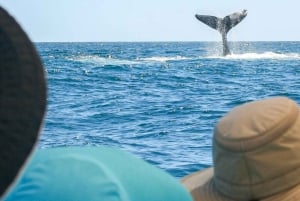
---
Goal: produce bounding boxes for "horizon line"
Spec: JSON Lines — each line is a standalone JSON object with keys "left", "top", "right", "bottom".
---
{"left": 33, "top": 40, "right": 300, "bottom": 43}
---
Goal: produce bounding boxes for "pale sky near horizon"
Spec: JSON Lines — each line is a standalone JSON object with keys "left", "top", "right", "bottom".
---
{"left": 0, "top": 0, "right": 300, "bottom": 42}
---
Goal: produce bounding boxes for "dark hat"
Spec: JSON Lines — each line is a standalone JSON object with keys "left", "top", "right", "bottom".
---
{"left": 0, "top": 6, "right": 46, "bottom": 197}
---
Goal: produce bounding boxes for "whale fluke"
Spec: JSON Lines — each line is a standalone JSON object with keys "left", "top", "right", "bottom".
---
{"left": 195, "top": 9, "right": 247, "bottom": 56}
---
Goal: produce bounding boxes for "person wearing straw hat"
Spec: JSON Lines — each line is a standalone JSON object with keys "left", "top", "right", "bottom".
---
{"left": 182, "top": 96, "right": 300, "bottom": 201}
{"left": 0, "top": 6, "right": 192, "bottom": 201}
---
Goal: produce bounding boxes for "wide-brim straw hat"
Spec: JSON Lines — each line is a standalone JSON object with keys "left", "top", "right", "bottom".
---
{"left": 182, "top": 97, "right": 300, "bottom": 201}
{"left": 0, "top": 6, "right": 46, "bottom": 197}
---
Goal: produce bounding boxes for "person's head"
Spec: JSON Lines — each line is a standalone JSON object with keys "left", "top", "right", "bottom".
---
{"left": 0, "top": 6, "right": 46, "bottom": 198}
{"left": 182, "top": 97, "right": 300, "bottom": 201}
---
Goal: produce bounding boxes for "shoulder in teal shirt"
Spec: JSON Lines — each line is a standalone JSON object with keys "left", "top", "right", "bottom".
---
{"left": 2, "top": 146, "right": 192, "bottom": 201}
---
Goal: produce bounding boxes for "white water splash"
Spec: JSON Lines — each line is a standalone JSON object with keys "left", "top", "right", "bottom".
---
{"left": 138, "top": 56, "right": 190, "bottom": 62}
{"left": 208, "top": 52, "right": 300, "bottom": 60}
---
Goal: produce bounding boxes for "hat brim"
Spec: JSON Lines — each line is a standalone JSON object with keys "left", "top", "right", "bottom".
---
{"left": 181, "top": 168, "right": 300, "bottom": 201}
{"left": 181, "top": 168, "right": 231, "bottom": 201}
{"left": 0, "top": 7, "right": 46, "bottom": 197}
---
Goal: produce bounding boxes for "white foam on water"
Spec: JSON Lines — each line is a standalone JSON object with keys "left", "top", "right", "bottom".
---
{"left": 138, "top": 56, "right": 190, "bottom": 62}
{"left": 208, "top": 52, "right": 300, "bottom": 60}
{"left": 69, "top": 55, "right": 140, "bottom": 66}
{"left": 69, "top": 52, "right": 300, "bottom": 67}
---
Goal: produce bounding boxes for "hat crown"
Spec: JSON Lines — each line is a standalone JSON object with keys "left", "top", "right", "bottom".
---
{"left": 215, "top": 97, "right": 299, "bottom": 152}
{"left": 213, "top": 97, "right": 300, "bottom": 200}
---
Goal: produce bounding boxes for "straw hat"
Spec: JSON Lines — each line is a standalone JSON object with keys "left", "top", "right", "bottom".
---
{"left": 0, "top": 6, "right": 46, "bottom": 197}
{"left": 182, "top": 97, "right": 300, "bottom": 201}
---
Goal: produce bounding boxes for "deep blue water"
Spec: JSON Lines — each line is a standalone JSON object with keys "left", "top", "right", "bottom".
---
{"left": 36, "top": 42, "right": 300, "bottom": 178}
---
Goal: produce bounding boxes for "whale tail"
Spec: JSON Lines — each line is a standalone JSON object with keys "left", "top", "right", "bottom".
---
{"left": 195, "top": 9, "right": 247, "bottom": 56}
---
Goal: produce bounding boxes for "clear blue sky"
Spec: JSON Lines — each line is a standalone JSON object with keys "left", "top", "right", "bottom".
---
{"left": 1, "top": 0, "right": 300, "bottom": 42}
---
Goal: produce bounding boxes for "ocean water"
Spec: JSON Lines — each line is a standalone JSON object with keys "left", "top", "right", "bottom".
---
{"left": 36, "top": 42, "right": 300, "bottom": 178}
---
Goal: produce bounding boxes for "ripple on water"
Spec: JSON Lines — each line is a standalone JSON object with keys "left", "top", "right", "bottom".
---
{"left": 38, "top": 42, "right": 300, "bottom": 177}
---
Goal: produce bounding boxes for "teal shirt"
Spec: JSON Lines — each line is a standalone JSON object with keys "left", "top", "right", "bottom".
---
{"left": 2, "top": 147, "right": 192, "bottom": 201}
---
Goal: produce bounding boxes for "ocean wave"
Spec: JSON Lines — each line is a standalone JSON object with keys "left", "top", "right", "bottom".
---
{"left": 208, "top": 52, "right": 300, "bottom": 60}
